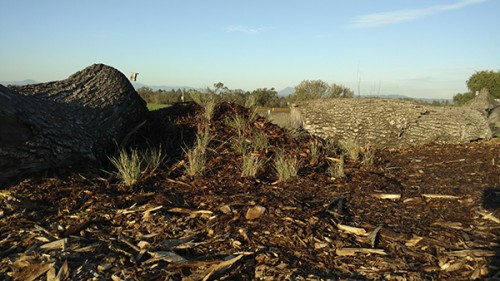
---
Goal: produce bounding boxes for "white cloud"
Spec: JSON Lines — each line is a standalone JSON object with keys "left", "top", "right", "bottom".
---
{"left": 225, "top": 25, "right": 272, "bottom": 34}
{"left": 348, "top": 0, "right": 487, "bottom": 28}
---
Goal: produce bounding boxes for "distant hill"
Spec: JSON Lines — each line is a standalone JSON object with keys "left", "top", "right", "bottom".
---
{"left": 361, "top": 94, "right": 451, "bottom": 103}
{"left": 132, "top": 82, "right": 197, "bottom": 91}
{"left": 278, "top": 87, "right": 295, "bottom": 97}
{"left": 1, "top": 79, "right": 38, "bottom": 86}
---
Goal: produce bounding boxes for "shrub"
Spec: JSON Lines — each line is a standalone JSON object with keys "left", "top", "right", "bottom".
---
{"left": 273, "top": 149, "right": 299, "bottom": 182}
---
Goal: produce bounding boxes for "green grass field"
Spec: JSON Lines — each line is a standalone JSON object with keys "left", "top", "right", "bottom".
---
{"left": 147, "top": 103, "right": 169, "bottom": 111}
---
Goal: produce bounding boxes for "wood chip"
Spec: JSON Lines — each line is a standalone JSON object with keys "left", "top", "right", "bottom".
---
{"left": 421, "top": 194, "right": 460, "bottom": 199}
{"left": 14, "top": 262, "right": 55, "bottom": 281}
{"left": 202, "top": 254, "right": 245, "bottom": 281}
{"left": 447, "top": 249, "right": 497, "bottom": 257}
{"left": 55, "top": 260, "right": 69, "bottom": 281}
{"left": 366, "top": 225, "right": 382, "bottom": 248}
{"left": 219, "top": 204, "right": 232, "bottom": 214}
{"left": 167, "top": 207, "right": 213, "bottom": 215}
{"left": 147, "top": 251, "right": 187, "bottom": 263}
{"left": 476, "top": 210, "right": 500, "bottom": 224}
{"left": 336, "top": 248, "right": 387, "bottom": 256}
{"left": 369, "top": 193, "right": 401, "bottom": 200}
{"left": 440, "top": 261, "right": 464, "bottom": 272}
{"left": 40, "top": 238, "right": 67, "bottom": 251}
{"left": 337, "top": 224, "right": 368, "bottom": 236}
{"left": 245, "top": 205, "right": 266, "bottom": 220}
{"left": 405, "top": 235, "right": 423, "bottom": 247}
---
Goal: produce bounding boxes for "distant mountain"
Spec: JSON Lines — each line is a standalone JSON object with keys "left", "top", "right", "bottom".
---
{"left": 278, "top": 87, "right": 295, "bottom": 97}
{"left": 362, "top": 94, "right": 451, "bottom": 103}
{"left": 132, "top": 82, "right": 197, "bottom": 91}
{"left": 361, "top": 94, "right": 410, "bottom": 99}
{"left": 1, "top": 79, "right": 38, "bottom": 86}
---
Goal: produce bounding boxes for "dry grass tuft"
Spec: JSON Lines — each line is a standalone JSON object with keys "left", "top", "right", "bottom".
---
{"left": 361, "top": 145, "right": 376, "bottom": 165}
{"left": 109, "top": 146, "right": 164, "bottom": 186}
{"left": 241, "top": 152, "right": 265, "bottom": 178}
{"left": 225, "top": 114, "right": 249, "bottom": 138}
{"left": 340, "top": 138, "right": 360, "bottom": 161}
{"left": 327, "top": 155, "right": 345, "bottom": 178}
{"left": 273, "top": 149, "right": 299, "bottom": 182}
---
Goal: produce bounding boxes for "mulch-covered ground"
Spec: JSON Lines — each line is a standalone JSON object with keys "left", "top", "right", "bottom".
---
{"left": 1, "top": 102, "right": 499, "bottom": 280}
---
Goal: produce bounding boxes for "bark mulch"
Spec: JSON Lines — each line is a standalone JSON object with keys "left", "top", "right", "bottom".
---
{"left": 1, "top": 102, "right": 499, "bottom": 280}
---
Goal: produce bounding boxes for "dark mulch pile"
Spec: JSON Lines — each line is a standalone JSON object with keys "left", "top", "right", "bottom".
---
{"left": 1, "top": 102, "right": 499, "bottom": 280}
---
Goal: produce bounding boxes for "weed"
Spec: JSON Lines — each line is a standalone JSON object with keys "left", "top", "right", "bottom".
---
{"left": 273, "top": 149, "right": 299, "bottom": 182}
{"left": 340, "top": 138, "right": 360, "bottom": 161}
{"left": 327, "top": 155, "right": 345, "bottom": 178}
{"left": 241, "top": 152, "right": 265, "bottom": 178}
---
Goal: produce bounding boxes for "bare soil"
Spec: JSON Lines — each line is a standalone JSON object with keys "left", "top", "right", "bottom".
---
{"left": 1, "top": 102, "right": 499, "bottom": 280}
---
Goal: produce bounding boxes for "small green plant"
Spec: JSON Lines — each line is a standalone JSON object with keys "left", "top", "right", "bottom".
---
{"left": 327, "top": 156, "right": 345, "bottom": 178}
{"left": 241, "top": 152, "right": 265, "bottom": 178}
{"left": 273, "top": 149, "right": 299, "bottom": 182}
{"left": 340, "top": 138, "right": 360, "bottom": 161}
{"left": 109, "top": 146, "right": 164, "bottom": 186}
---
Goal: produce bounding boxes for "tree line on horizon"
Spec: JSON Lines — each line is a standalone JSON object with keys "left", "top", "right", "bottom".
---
{"left": 137, "top": 80, "right": 357, "bottom": 108}
{"left": 137, "top": 70, "right": 499, "bottom": 108}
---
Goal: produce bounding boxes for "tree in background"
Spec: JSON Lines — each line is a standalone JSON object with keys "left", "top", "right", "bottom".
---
{"left": 327, "top": 83, "right": 354, "bottom": 98}
{"left": 290, "top": 80, "right": 330, "bottom": 102}
{"left": 467, "top": 70, "right": 500, "bottom": 99}
{"left": 453, "top": 70, "right": 500, "bottom": 105}
{"left": 288, "top": 80, "right": 354, "bottom": 103}
{"left": 250, "top": 88, "right": 279, "bottom": 107}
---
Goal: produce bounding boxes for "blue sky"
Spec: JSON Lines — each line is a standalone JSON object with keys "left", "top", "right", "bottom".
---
{"left": 0, "top": 0, "right": 499, "bottom": 98}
